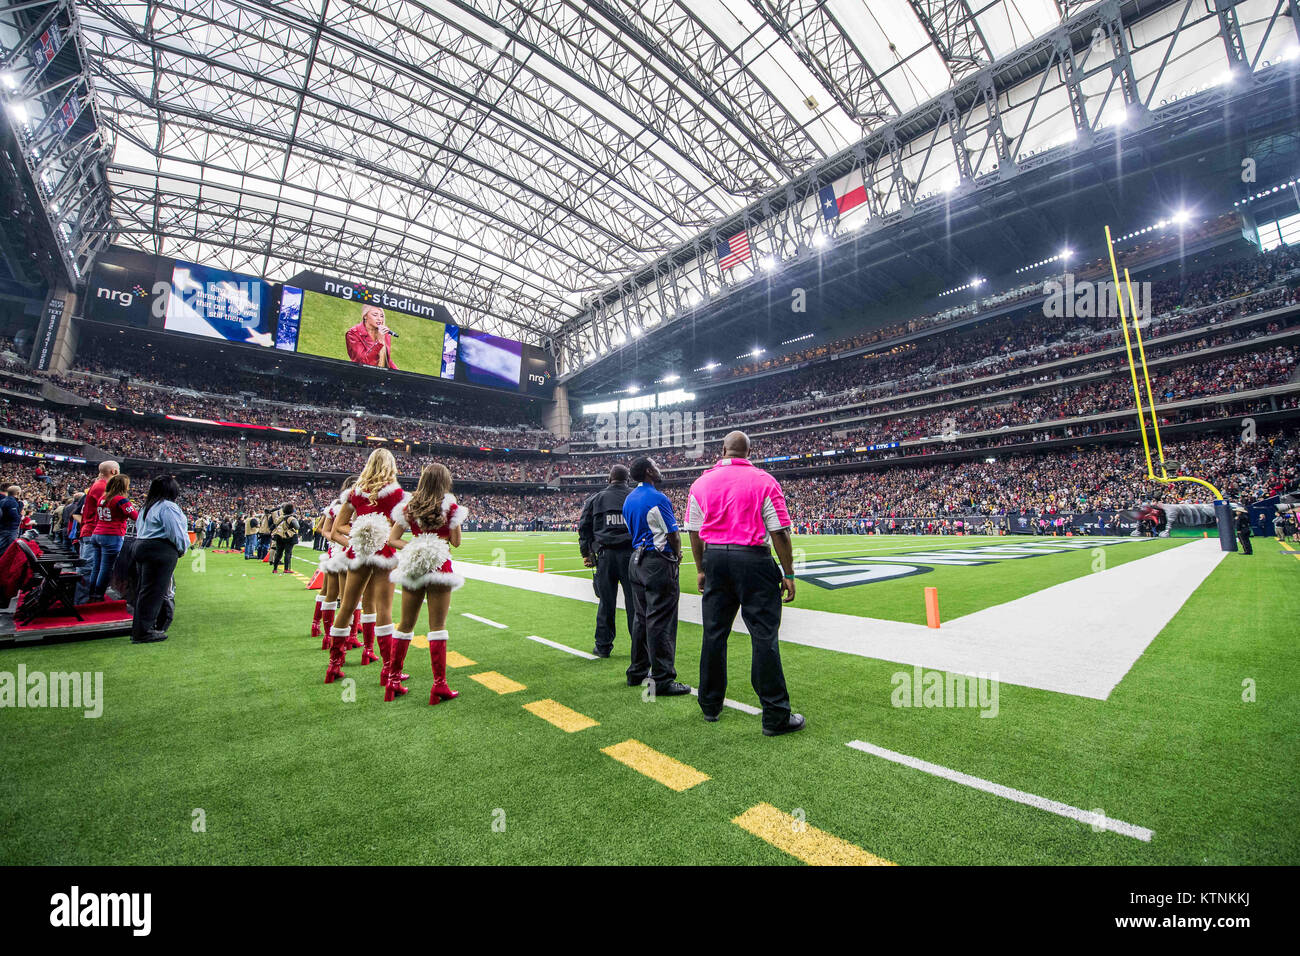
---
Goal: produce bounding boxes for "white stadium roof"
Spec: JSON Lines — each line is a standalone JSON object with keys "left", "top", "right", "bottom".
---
{"left": 75, "top": 0, "right": 1099, "bottom": 340}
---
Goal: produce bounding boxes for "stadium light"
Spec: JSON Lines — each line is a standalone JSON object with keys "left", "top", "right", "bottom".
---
{"left": 760, "top": 255, "right": 777, "bottom": 270}
{"left": 1172, "top": 208, "right": 1191, "bottom": 226}
{"left": 1060, "top": 247, "right": 1073, "bottom": 259}
{"left": 813, "top": 233, "right": 828, "bottom": 248}
{"left": 7, "top": 101, "right": 28, "bottom": 124}
{"left": 939, "top": 277, "right": 985, "bottom": 296}
{"left": 1, "top": 72, "right": 17, "bottom": 91}
{"left": 658, "top": 373, "right": 679, "bottom": 384}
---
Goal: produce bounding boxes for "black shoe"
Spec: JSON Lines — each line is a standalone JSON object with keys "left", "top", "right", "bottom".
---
{"left": 655, "top": 681, "right": 692, "bottom": 696}
{"left": 763, "top": 713, "right": 806, "bottom": 737}
{"left": 701, "top": 711, "right": 720, "bottom": 723}
{"left": 131, "top": 631, "right": 168, "bottom": 644}
{"left": 591, "top": 647, "right": 611, "bottom": 658}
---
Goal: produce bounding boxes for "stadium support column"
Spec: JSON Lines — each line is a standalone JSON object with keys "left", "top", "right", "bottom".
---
{"left": 29, "top": 286, "right": 78, "bottom": 372}
{"left": 543, "top": 384, "right": 571, "bottom": 443}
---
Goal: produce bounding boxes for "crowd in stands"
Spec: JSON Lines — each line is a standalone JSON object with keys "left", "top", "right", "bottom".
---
{"left": 572, "top": 244, "right": 1300, "bottom": 438}
{"left": 718, "top": 213, "right": 1250, "bottom": 379}
{"left": 6, "top": 425, "right": 1294, "bottom": 537}
{"left": 560, "top": 344, "right": 1298, "bottom": 476}
{"left": 776, "top": 430, "right": 1299, "bottom": 520}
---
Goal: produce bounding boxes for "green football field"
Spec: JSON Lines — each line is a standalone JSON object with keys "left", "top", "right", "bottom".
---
{"left": 1, "top": 532, "right": 1297, "bottom": 865}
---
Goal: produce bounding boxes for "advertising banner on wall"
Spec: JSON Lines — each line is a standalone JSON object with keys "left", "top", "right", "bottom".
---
{"left": 84, "top": 246, "right": 171, "bottom": 329}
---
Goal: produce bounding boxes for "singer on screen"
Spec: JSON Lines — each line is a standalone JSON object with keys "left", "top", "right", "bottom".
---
{"left": 345, "top": 304, "right": 399, "bottom": 370}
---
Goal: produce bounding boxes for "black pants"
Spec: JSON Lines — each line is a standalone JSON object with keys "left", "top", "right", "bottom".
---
{"left": 133, "top": 538, "right": 180, "bottom": 639}
{"left": 1238, "top": 532, "right": 1253, "bottom": 555}
{"left": 272, "top": 538, "right": 295, "bottom": 571}
{"left": 256, "top": 534, "right": 270, "bottom": 559}
{"left": 627, "top": 550, "right": 680, "bottom": 686}
{"left": 592, "top": 546, "right": 634, "bottom": 653}
{"left": 698, "top": 547, "right": 790, "bottom": 731}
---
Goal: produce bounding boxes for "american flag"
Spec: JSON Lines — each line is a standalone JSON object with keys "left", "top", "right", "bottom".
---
{"left": 715, "top": 230, "right": 751, "bottom": 270}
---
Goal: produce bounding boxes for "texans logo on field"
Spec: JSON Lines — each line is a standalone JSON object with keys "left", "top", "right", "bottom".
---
{"left": 794, "top": 538, "right": 1137, "bottom": 589}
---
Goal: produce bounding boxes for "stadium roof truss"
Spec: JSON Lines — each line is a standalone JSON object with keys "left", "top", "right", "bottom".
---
{"left": 34, "top": 0, "right": 1142, "bottom": 341}
{"left": 558, "top": 0, "right": 1300, "bottom": 380}
{"left": 1, "top": 0, "right": 115, "bottom": 286}
{"left": 7, "top": 0, "right": 1299, "bottom": 360}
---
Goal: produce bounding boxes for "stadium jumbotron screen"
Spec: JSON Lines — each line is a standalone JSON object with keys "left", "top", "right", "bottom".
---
{"left": 162, "top": 260, "right": 272, "bottom": 347}
{"left": 286, "top": 287, "right": 446, "bottom": 379}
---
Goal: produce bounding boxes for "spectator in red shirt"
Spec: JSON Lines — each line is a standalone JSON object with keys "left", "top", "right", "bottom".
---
{"left": 76, "top": 460, "right": 119, "bottom": 604}
{"left": 85, "top": 473, "right": 137, "bottom": 602}
{"left": 344, "top": 305, "right": 398, "bottom": 370}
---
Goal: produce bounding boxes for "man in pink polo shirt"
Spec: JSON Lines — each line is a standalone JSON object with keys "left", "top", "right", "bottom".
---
{"left": 684, "top": 431, "right": 803, "bottom": 736}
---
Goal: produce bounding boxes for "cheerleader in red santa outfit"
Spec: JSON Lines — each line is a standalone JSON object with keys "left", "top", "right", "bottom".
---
{"left": 314, "top": 476, "right": 368, "bottom": 653}
{"left": 386, "top": 462, "right": 466, "bottom": 704}
{"left": 324, "top": 448, "right": 406, "bottom": 685}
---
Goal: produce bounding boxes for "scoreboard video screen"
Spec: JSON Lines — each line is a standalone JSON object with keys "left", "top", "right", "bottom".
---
{"left": 84, "top": 248, "right": 556, "bottom": 395}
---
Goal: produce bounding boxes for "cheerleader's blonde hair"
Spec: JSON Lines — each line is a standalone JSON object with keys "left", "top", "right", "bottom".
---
{"left": 356, "top": 448, "right": 397, "bottom": 504}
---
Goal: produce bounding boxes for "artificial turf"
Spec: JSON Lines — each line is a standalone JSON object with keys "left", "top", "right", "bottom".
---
{"left": 0, "top": 533, "right": 1296, "bottom": 865}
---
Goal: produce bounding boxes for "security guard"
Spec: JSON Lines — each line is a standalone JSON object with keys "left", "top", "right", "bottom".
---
{"left": 578, "top": 465, "right": 634, "bottom": 658}
{"left": 1235, "top": 508, "right": 1253, "bottom": 555}
{"left": 621, "top": 457, "right": 691, "bottom": 696}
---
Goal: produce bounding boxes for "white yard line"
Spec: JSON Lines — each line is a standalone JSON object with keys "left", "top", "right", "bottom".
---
{"left": 456, "top": 539, "right": 1224, "bottom": 700}
{"left": 525, "top": 634, "right": 597, "bottom": 659}
{"left": 461, "top": 612, "right": 508, "bottom": 629}
{"left": 688, "top": 687, "right": 762, "bottom": 715}
{"left": 846, "top": 740, "right": 1154, "bottom": 842}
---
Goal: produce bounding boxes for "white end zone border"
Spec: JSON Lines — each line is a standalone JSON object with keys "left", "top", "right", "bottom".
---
{"left": 455, "top": 539, "right": 1225, "bottom": 700}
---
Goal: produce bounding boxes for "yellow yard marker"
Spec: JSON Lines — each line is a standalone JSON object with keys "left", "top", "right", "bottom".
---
{"left": 411, "top": 632, "right": 430, "bottom": 649}
{"left": 445, "top": 650, "right": 477, "bottom": 668}
{"left": 468, "top": 671, "right": 527, "bottom": 695}
{"left": 601, "top": 739, "right": 709, "bottom": 792}
{"left": 732, "top": 803, "right": 896, "bottom": 867}
{"left": 523, "top": 699, "right": 599, "bottom": 733}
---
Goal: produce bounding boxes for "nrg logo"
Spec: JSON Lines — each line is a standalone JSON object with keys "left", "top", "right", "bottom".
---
{"left": 95, "top": 282, "right": 160, "bottom": 308}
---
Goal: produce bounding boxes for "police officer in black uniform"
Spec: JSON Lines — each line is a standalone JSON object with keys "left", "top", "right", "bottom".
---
{"left": 578, "top": 465, "right": 634, "bottom": 658}
{"left": 1235, "top": 508, "right": 1253, "bottom": 555}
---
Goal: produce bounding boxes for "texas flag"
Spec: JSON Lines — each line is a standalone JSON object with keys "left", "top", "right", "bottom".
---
{"left": 818, "top": 182, "right": 868, "bottom": 220}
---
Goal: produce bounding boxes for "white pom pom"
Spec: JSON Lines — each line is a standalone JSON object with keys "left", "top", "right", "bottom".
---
{"left": 391, "top": 535, "right": 455, "bottom": 589}
{"left": 348, "top": 512, "right": 390, "bottom": 559}
{"left": 404, "top": 535, "right": 451, "bottom": 576}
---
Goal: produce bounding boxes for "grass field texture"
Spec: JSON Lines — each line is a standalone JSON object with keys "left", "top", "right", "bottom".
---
{"left": 0, "top": 533, "right": 1296, "bottom": 865}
